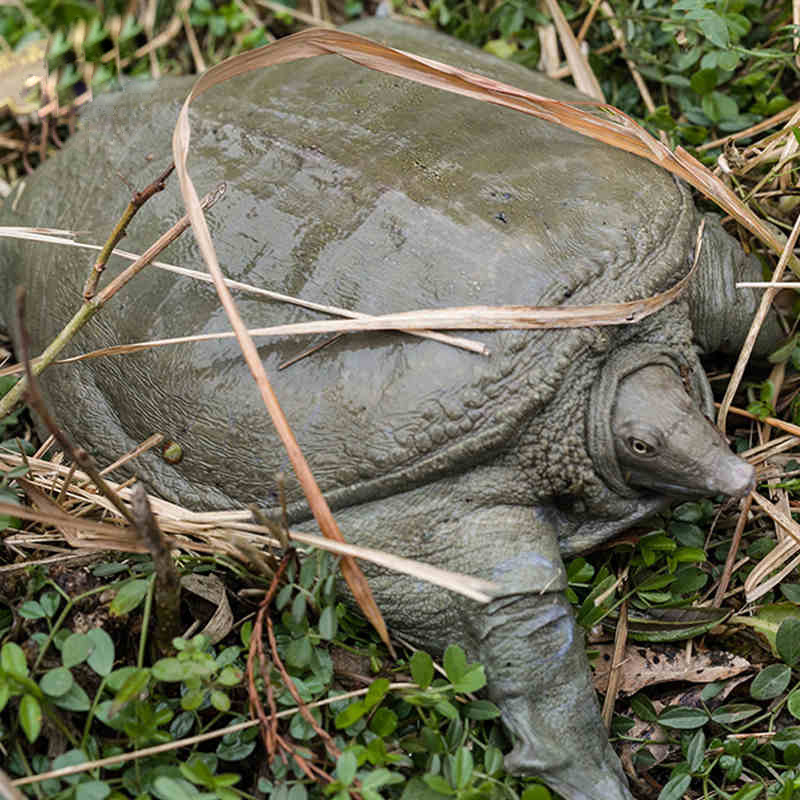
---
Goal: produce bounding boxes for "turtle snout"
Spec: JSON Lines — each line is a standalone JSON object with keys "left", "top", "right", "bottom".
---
{"left": 710, "top": 454, "right": 755, "bottom": 498}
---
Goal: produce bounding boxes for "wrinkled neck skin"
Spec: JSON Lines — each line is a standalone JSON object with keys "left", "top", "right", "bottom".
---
{"left": 689, "top": 213, "right": 785, "bottom": 357}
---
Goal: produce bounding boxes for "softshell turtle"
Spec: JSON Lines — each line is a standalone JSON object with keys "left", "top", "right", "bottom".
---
{"left": 0, "top": 18, "right": 785, "bottom": 800}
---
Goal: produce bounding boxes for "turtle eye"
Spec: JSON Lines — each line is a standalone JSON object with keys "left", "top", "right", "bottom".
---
{"left": 629, "top": 437, "right": 654, "bottom": 456}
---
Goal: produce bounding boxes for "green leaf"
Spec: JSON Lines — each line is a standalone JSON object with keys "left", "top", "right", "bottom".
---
{"left": 435, "top": 700, "right": 459, "bottom": 720}
{"left": 54, "top": 683, "right": 91, "bottom": 712}
{"left": 75, "top": 780, "right": 111, "bottom": 800}
{"left": 18, "top": 601, "right": 46, "bottom": 620}
{"left": 630, "top": 693, "right": 658, "bottom": 722}
{"left": 335, "top": 700, "right": 366, "bottom": 729}
{"left": 318, "top": 605, "right": 337, "bottom": 640}
{"left": 751, "top": 663, "right": 792, "bottom": 700}
{"left": 291, "top": 592, "right": 307, "bottom": 624}
{"left": 450, "top": 747, "right": 473, "bottom": 790}
{"left": 86, "top": 628, "right": 115, "bottom": 676}
{"left": 777, "top": 618, "right": 800, "bottom": 666}
{"left": 286, "top": 636, "right": 312, "bottom": 669}
{"left": 422, "top": 774, "right": 454, "bottom": 795}
{"left": 217, "top": 666, "right": 243, "bottom": 687}
{"left": 152, "top": 777, "right": 195, "bottom": 800}
{"left": 210, "top": 689, "right": 231, "bottom": 712}
{"left": 19, "top": 693, "right": 42, "bottom": 742}
{"left": 181, "top": 688, "right": 205, "bottom": 711}
{"left": 781, "top": 584, "right": 800, "bottom": 604}
{"left": 180, "top": 756, "right": 215, "bottom": 786}
{"left": 370, "top": 707, "right": 398, "bottom": 737}
{"left": 452, "top": 665, "right": 486, "bottom": 694}
{"left": 673, "top": 45, "right": 702, "bottom": 72}
{"left": 730, "top": 784, "right": 765, "bottom": 800}
{"left": 109, "top": 578, "right": 149, "bottom": 616}
{"left": 40, "top": 666, "right": 74, "bottom": 697}
{"left": 443, "top": 645, "right": 467, "bottom": 684}
{"left": 106, "top": 666, "right": 138, "bottom": 692}
{"left": 111, "top": 667, "right": 151, "bottom": 711}
{"left": 521, "top": 788, "right": 552, "bottom": 800}
{"left": 463, "top": 700, "right": 500, "bottom": 719}
{"left": 410, "top": 651, "right": 434, "bottom": 689}
{"left": 787, "top": 690, "right": 800, "bottom": 720}
{"left": 62, "top": 633, "right": 91, "bottom": 668}
{"left": 736, "top": 603, "right": 800, "bottom": 656}
{"left": 152, "top": 657, "right": 186, "bottom": 682}
{"left": 336, "top": 751, "right": 358, "bottom": 786}
{"left": 711, "top": 703, "right": 760, "bottom": 726}
{"left": 364, "top": 678, "right": 389, "bottom": 709}
{"left": 658, "top": 707, "right": 709, "bottom": 729}
{"left": 577, "top": 574, "right": 617, "bottom": 626}
{"left": 658, "top": 773, "right": 690, "bottom": 800}
{"left": 690, "top": 68, "right": 718, "bottom": 94}
{"left": 702, "top": 91, "right": 739, "bottom": 123}
{"left": 694, "top": 9, "right": 729, "bottom": 47}
{"left": 566, "top": 557, "right": 594, "bottom": 583}
{"left": 0, "top": 678, "right": 10, "bottom": 712}
{"left": 40, "top": 591, "right": 61, "bottom": 618}
{"left": 687, "top": 729, "right": 705, "bottom": 773}
{"left": 1, "top": 642, "right": 28, "bottom": 677}
{"left": 288, "top": 784, "right": 308, "bottom": 800}
{"left": 717, "top": 50, "right": 739, "bottom": 71}
{"left": 483, "top": 745, "right": 503, "bottom": 776}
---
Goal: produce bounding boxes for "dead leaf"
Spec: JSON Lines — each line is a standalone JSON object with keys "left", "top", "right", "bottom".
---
{"left": 181, "top": 573, "right": 234, "bottom": 644}
{"left": 593, "top": 643, "right": 751, "bottom": 694}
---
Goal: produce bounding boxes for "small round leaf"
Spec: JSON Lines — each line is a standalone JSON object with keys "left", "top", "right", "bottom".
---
{"left": 40, "top": 666, "right": 74, "bottom": 698}
{"left": 62, "top": 633, "right": 91, "bottom": 668}
{"left": 777, "top": 618, "right": 800, "bottom": 666}
{"left": 658, "top": 707, "right": 709, "bottom": 730}
{"left": 19, "top": 694, "right": 42, "bottom": 743}
{"left": 86, "top": 629, "right": 115, "bottom": 677}
{"left": 751, "top": 663, "right": 792, "bottom": 700}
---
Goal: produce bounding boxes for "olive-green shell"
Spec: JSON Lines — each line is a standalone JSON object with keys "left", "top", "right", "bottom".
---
{"left": 1, "top": 19, "right": 702, "bottom": 514}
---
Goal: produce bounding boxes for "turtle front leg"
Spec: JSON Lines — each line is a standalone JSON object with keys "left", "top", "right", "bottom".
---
{"left": 465, "top": 591, "right": 633, "bottom": 800}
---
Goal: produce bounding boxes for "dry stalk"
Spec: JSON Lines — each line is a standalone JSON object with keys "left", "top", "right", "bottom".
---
{"left": 601, "top": 598, "right": 627, "bottom": 730}
{"left": 82, "top": 162, "right": 174, "bottom": 299}
{"left": 713, "top": 493, "right": 753, "bottom": 608}
{"left": 131, "top": 483, "right": 182, "bottom": 657}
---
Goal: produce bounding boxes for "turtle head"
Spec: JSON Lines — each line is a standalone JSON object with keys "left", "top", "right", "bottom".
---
{"left": 611, "top": 364, "right": 754, "bottom": 498}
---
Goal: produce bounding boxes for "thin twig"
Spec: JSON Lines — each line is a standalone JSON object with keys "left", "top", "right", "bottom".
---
{"left": 601, "top": 599, "right": 628, "bottom": 730}
{"left": 713, "top": 493, "right": 753, "bottom": 608}
{"left": 131, "top": 484, "right": 181, "bottom": 656}
{"left": 82, "top": 163, "right": 174, "bottom": 299}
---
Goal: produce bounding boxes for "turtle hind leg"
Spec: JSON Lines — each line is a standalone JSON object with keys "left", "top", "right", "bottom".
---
{"left": 467, "top": 592, "right": 633, "bottom": 800}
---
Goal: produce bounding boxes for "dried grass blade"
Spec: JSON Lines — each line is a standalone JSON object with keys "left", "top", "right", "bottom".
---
{"left": 750, "top": 492, "right": 800, "bottom": 549}
{"left": 289, "top": 530, "right": 499, "bottom": 603}
{"left": 718, "top": 211, "right": 800, "bottom": 431}
{"left": 541, "top": 0, "right": 604, "bottom": 100}
{"left": 0, "top": 229, "right": 486, "bottom": 356}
